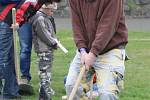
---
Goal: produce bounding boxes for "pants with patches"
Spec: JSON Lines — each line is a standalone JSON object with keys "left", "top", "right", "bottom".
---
{"left": 38, "top": 51, "right": 55, "bottom": 98}
{"left": 65, "top": 49, "right": 125, "bottom": 100}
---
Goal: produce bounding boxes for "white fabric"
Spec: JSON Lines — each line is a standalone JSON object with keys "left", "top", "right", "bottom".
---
{"left": 25, "top": 0, "right": 37, "bottom": 3}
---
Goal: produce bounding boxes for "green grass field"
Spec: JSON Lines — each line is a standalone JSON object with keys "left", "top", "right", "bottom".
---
{"left": 21, "top": 30, "right": 150, "bottom": 100}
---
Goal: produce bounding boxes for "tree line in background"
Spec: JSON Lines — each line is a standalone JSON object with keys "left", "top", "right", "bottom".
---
{"left": 124, "top": 0, "right": 150, "bottom": 18}
{"left": 53, "top": 0, "right": 150, "bottom": 18}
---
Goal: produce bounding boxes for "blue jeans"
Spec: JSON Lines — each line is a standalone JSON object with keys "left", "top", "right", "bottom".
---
{"left": 18, "top": 22, "right": 32, "bottom": 81}
{"left": 0, "top": 21, "right": 19, "bottom": 98}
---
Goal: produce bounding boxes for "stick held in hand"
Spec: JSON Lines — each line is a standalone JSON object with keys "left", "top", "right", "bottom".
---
{"left": 54, "top": 38, "right": 68, "bottom": 53}
{"left": 68, "top": 66, "right": 86, "bottom": 100}
{"left": 12, "top": 8, "right": 19, "bottom": 81}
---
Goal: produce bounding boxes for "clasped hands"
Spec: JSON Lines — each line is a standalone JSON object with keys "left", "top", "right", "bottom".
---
{"left": 80, "top": 51, "right": 96, "bottom": 70}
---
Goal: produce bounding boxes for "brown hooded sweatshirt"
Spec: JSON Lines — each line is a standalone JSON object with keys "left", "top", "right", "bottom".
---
{"left": 69, "top": 0, "right": 128, "bottom": 55}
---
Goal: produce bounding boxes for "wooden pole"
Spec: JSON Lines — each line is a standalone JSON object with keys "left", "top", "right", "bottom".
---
{"left": 89, "top": 75, "right": 94, "bottom": 100}
{"left": 68, "top": 66, "right": 86, "bottom": 100}
{"left": 12, "top": 8, "right": 19, "bottom": 82}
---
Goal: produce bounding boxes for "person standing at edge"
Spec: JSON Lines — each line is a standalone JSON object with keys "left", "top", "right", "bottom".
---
{"left": 0, "top": 0, "right": 22, "bottom": 99}
{"left": 65, "top": 0, "right": 128, "bottom": 100}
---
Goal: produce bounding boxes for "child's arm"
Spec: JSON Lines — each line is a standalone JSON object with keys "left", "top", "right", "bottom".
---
{"left": 33, "top": 16, "right": 57, "bottom": 47}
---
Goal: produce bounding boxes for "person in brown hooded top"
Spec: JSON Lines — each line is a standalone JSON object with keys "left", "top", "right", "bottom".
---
{"left": 65, "top": 0, "right": 128, "bottom": 100}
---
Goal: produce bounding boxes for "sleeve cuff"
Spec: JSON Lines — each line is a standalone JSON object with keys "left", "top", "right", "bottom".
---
{"left": 79, "top": 48, "right": 87, "bottom": 53}
{"left": 90, "top": 48, "right": 99, "bottom": 56}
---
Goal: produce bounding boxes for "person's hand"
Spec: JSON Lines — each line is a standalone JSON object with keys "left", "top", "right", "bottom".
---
{"left": 52, "top": 43, "right": 58, "bottom": 50}
{"left": 11, "top": 23, "right": 19, "bottom": 31}
{"left": 80, "top": 51, "right": 88, "bottom": 65}
{"left": 84, "top": 52, "right": 96, "bottom": 70}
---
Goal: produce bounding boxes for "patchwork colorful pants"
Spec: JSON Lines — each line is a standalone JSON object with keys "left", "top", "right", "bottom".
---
{"left": 65, "top": 49, "right": 126, "bottom": 100}
{"left": 37, "top": 51, "right": 55, "bottom": 98}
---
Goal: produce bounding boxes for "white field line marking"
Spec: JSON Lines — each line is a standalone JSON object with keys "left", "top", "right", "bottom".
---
{"left": 129, "top": 38, "right": 150, "bottom": 41}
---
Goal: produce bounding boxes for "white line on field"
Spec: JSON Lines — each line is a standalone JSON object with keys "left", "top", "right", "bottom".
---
{"left": 129, "top": 39, "right": 150, "bottom": 41}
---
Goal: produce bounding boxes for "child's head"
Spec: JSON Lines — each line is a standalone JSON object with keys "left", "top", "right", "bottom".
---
{"left": 41, "top": 3, "right": 57, "bottom": 16}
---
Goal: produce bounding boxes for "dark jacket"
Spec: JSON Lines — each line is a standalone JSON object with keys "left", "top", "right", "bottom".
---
{"left": 69, "top": 0, "right": 128, "bottom": 55}
{"left": 30, "top": 11, "right": 57, "bottom": 53}
{"left": 0, "top": 3, "right": 16, "bottom": 25}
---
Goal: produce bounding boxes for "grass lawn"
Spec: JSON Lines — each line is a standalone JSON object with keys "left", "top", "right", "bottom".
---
{"left": 21, "top": 30, "right": 150, "bottom": 100}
